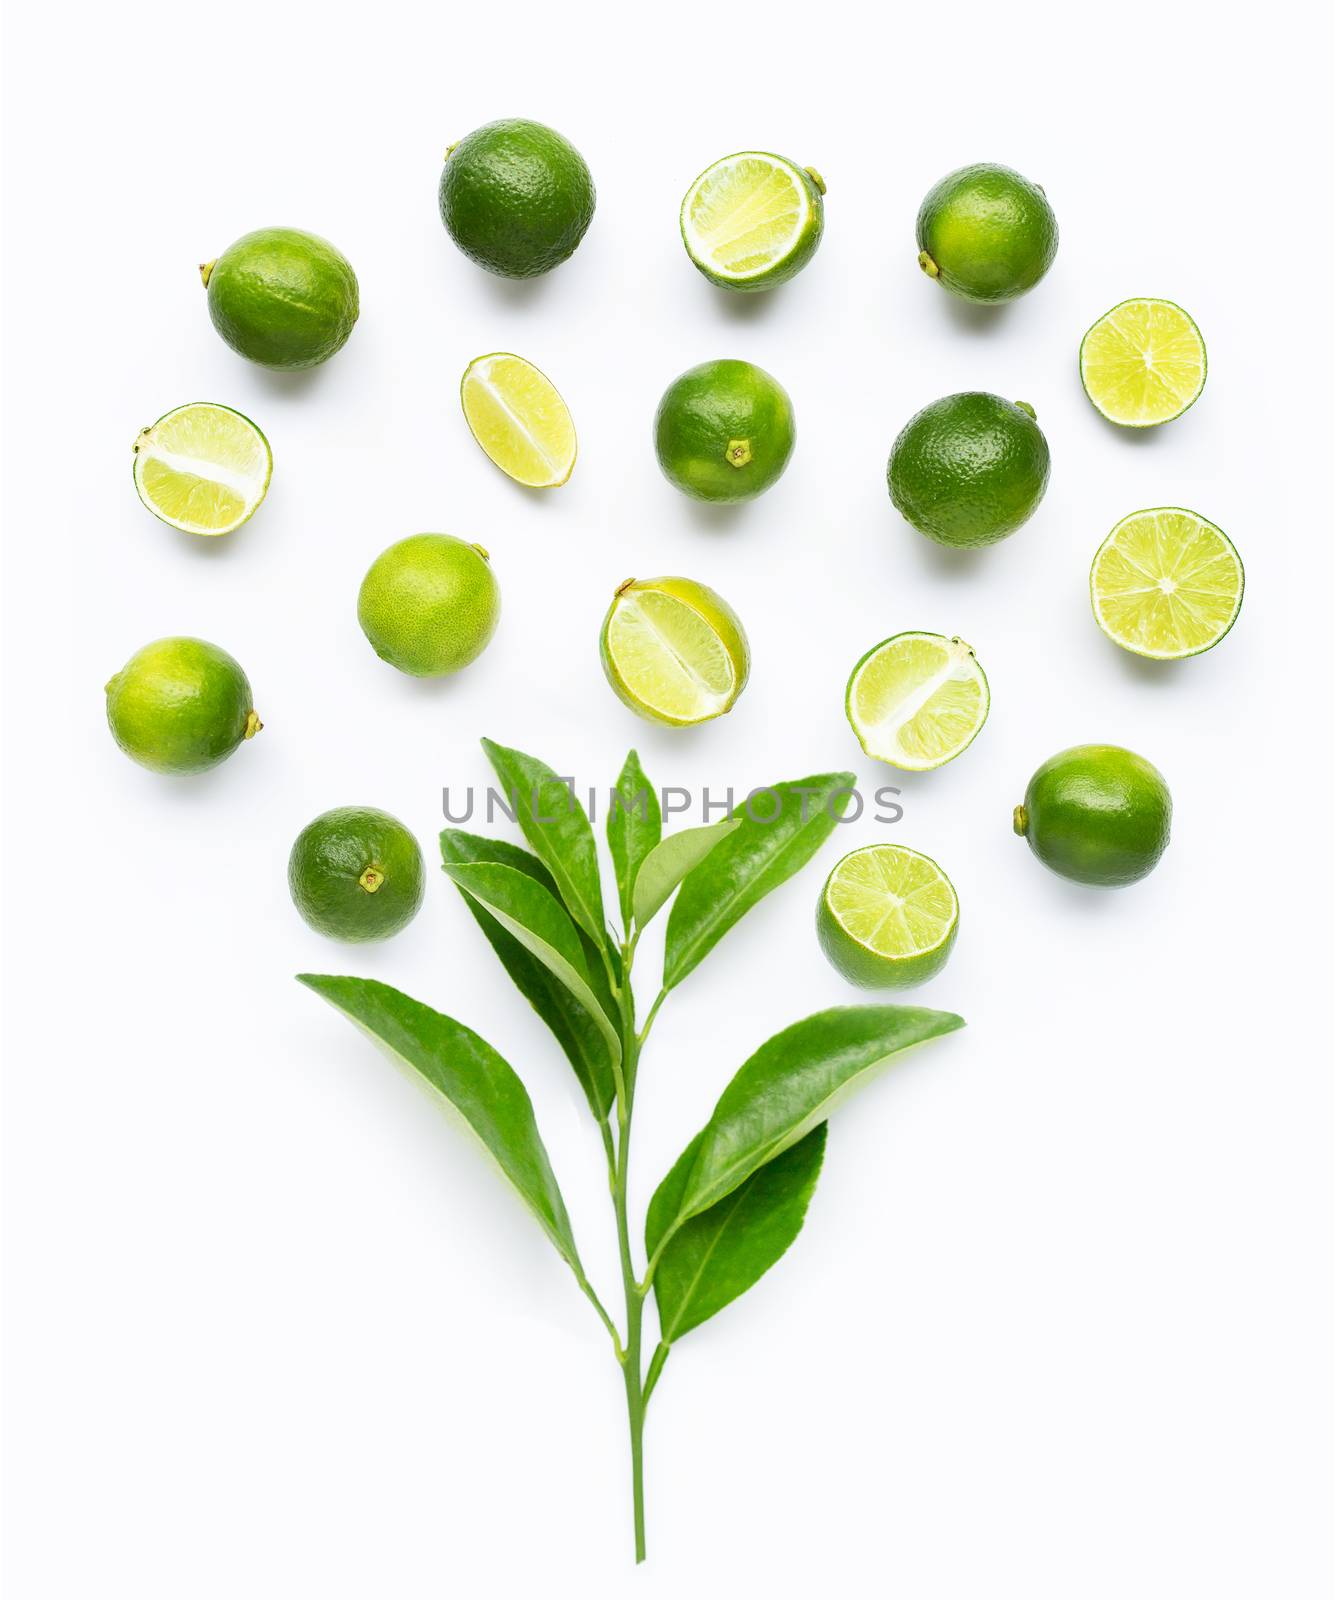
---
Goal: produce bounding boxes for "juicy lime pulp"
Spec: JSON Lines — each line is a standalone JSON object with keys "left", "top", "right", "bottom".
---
{"left": 289, "top": 806, "right": 425, "bottom": 942}
{"left": 203, "top": 227, "right": 359, "bottom": 371}
{"left": 460, "top": 353, "right": 576, "bottom": 488}
{"left": 916, "top": 163, "right": 1058, "bottom": 303}
{"left": 1080, "top": 298, "right": 1206, "bottom": 427}
{"left": 132, "top": 403, "right": 272, "bottom": 535}
{"left": 600, "top": 577, "right": 749, "bottom": 726}
{"left": 357, "top": 534, "right": 500, "bottom": 678}
{"left": 1091, "top": 508, "right": 1244, "bottom": 660}
{"left": 105, "top": 636, "right": 261, "bottom": 774}
{"left": 818, "top": 844, "right": 959, "bottom": 989}
{"left": 680, "top": 152, "right": 825, "bottom": 291}
{"left": 654, "top": 359, "right": 795, "bottom": 503}
{"left": 1014, "top": 744, "right": 1171, "bottom": 887}
{"left": 846, "top": 633, "right": 989, "bottom": 770}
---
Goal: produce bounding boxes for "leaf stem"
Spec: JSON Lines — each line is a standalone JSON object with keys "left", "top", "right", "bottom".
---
{"left": 576, "top": 1271, "right": 624, "bottom": 1360}
{"left": 642, "top": 1341, "right": 670, "bottom": 1407}
{"left": 612, "top": 940, "right": 649, "bottom": 1562}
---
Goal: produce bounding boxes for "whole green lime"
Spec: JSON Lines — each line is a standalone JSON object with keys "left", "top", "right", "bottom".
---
{"left": 888, "top": 392, "right": 1049, "bottom": 547}
{"left": 289, "top": 807, "right": 424, "bottom": 941}
{"left": 202, "top": 227, "right": 359, "bottom": 370}
{"left": 1014, "top": 745, "right": 1171, "bottom": 887}
{"left": 106, "top": 637, "right": 261, "bottom": 774}
{"left": 439, "top": 119, "right": 595, "bottom": 278}
{"left": 916, "top": 164, "right": 1058, "bottom": 303}
{"left": 357, "top": 534, "right": 500, "bottom": 677}
{"left": 655, "top": 359, "right": 795, "bottom": 503}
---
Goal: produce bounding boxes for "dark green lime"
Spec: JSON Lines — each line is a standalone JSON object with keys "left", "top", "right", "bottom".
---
{"left": 106, "top": 637, "right": 261, "bottom": 774}
{"left": 916, "top": 164, "right": 1058, "bottom": 303}
{"left": 438, "top": 119, "right": 595, "bottom": 279}
{"left": 203, "top": 227, "right": 359, "bottom": 370}
{"left": 654, "top": 359, "right": 795, "bottom": 503}
{"left": 289, "top": 807, "right": 425, "bottom": 941}
{"left": 1014, "top": 745, "right": 1171, "bottom": 887}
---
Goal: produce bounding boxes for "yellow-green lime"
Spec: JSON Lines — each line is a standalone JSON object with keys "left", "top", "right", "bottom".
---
{"left": 916, "top": 163, "right": 1058, "bottom": 303}
{"left": 817, "top": 844, "right": 959, "bottom": 989}
{"left": 655, "top": 359, "right": 795, "bottom": 503}
{"left": 1014, "top": 745, "right": 1171, "bottom": 887}
{"left": 358, "top": 534, "right": 500, "bottom": 678}
{"left": 846, "top": 633, "right": 989, "bottom": 770}
{"left": 132, "top": 403, "right": 272, "bottom": 536}
{"left": 106, "top": 637, "right": 261, "bottom": 774}
{"left": 1079, "top": 298, "right": 1206, "bottom": 427}
{"left": 600, "top": 576, "right": 749, "bottom": 726}
{"left": 1091, "top": 508, "right": 1244, "bottom": 660}
{"left": 289, "top": 806, "right": 425, "bottom": 942}
{"left": 202, "top": 227, "right": 358, "bottom": 370}
{"left": 460, "top": 353, "right": 576, "bottom": 488}
{"left": 680, "top": 152, "right": 825, "bottom": 291}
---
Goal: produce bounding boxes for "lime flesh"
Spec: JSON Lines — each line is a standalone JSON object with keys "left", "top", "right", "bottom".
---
{"left": 289, "top": 806, "right": 425, "bottom": 942}
{"left": 847, "top": 633, "right": 989, "bottom": 770}
{"left": 460, "top": 353, "right": 576, "bottom": 487}
{"left": 680, "top": 152, "right": 825, "bottom": 291}
{"left": 818, "top": 844, "right": 959, "bottom": 989}
{"left": 1080, "top": 298, "right": 1206, "bottom": 427}
{"left": 600, "top": 576, "right": 749, "bottom": 726}
{"left": 1091, "top": 508, "right": 1244, "bottom": 659}
{"left": 133, "top": 403, "right": 271, "bottom": 535}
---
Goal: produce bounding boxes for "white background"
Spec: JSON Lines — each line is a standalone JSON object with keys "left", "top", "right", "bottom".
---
{"left": 3, "top": 0, "right": 1333, "bottom": 1593}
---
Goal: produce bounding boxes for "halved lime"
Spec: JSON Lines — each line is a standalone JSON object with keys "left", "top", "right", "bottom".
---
{"left": 846, "top": 633, "right": 989, "bottom": 770}
{"left": 132, "top": 403, "right": 271, "bottom": 535}
{"left": 680, "top": 152, "right": 825, "bottom": 291}
{"left": 1090, "top": 507, "right": 1244, "bottom": 660}
{"left": 460, "top": 352, "right": 576, "bottom": 488}
{"left": 817, "top": 844, "right": 959, "bottom": 990}
{"left": 600, "top": 576, "right": 749, "bottom": 726}
{"left": 1079, "top": 298, "right": 1206, "bottom": 427}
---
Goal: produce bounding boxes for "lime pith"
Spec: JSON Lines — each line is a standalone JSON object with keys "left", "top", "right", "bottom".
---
{"left": 600, "top": 576, "right": 749, "bottom": 727}
{"left": 846, "top": 633, "right": 989, "bottom": 770}
{"left": 460, "top": 352, "right": 576, "bottom": 488}
{"left": 1091, "top": 508, "right": 1244, "bottom": 659}
{"left": 1079, "top": 298, "right": 1206, "bottom": 427}
{"left": 680, "top": 152, "right": 825, "bottom": 291}
{"left": 817, "top": 844, "right": 959, "bottom": 989}
{"left": 133, "top": 403, "right": 272, "bottom": 535}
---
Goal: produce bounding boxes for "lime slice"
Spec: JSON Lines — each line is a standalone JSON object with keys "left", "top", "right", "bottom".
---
{"left": 132, "top": 403, "right": 271, "bottom": 535}
{"left": 817, "top": 844, "right": 959, "bottom": 989}
{"left": 1079, "top": 298, "right": 1206, "bottom": 427}
{"left": 460, "top": 352, "right": 576, "bottom": 488}
{"left": 600, "top": 576, "right": 750, "bottom": 727}
{"left": 846, "top": 633, "right": 989, "bottom": 771}
{"left": 680, "top": 152, "right": 825, "bottom": 290}
{"left": 1091, "top": 507, "right": 1244, "bottom": 660}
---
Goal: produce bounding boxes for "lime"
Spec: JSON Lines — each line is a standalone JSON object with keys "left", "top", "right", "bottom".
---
{"left": 1079, "top": 298, "right": 1206, "bottom": 427}
{"left": 132, "top": 403, "right": 272, "bottom": 536}
{"left": 846, "top": 633, "right": 989, "bottom": 771}
{"left": 655, "top": 359, "right": 795, "bottom": 503}
{"left": 1091, "top": 508, "right": 1244, "bottom": 660}
{"left": 888, "top": 392, "right": 1049, "bottom": 547}
{"left": 460, "top": 352, "right": 576, "bottom": 488}
{"left": 817, "top": 844, "right": 959, "bottom": 989}
{"left": 357, "top": 534, "right": 500, "bottom": 678}
{"left": 289, "top": 806, "right": 424, "bottom": 942}
{"left": 680, "top": 152, "right": 825, "bottom": 291}
{"left": 916, "top": 163, "right": 1058, "bottom": 303}
{"left": 202, "top": 228, "right": 358, "bottom": 370}
{"left": 600, "top": 576, "right": 749, "bottom": 726}
{"left": 1014, "top": 745, "right": 1171, "bottom": 887}
{"left": 106, "top": 637, "right": 261, "bottom": 774}
{"left": 439, "top": 119, "right": 595, "bottom": 278}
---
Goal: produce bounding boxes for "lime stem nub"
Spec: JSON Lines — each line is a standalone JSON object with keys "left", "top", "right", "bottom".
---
{"left": 359, "top": 866, "right": 385, "bottom": 894}
{"left": 1013, "top": 805, "right": 1029, "bottom": 837}
{"left": 244, "top": 711, "right": 263, "bottom": 739}
{"left": 917, "top": 250, "right": 940, "bottom": 280}
{"left": 804, "top": 166, "right": 827, "bottom": 195}
{"left": 615, "top": 577, "right": 637, "bottom": 597}
{"left": 199, "top": 259, "right": 216, "bottom": 288}
{"left": 471, "top": 543, "right": 490, "bottom": 562}
{"left": 725, "top": 439, "right": 752, "bottom": 469}
{"left": 1014, "top": 401, "right": 1037, "bottom": 420}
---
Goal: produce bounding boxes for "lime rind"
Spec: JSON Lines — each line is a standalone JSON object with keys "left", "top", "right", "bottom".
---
{"left": 132, "top": 402, "right": 272, "bottom": 535}
{"left": 680, "top": 152, "right": 822, "bottom": 289}
{"left": 845, "top": 632, "right": 990, "bottom": 771}
{"left": 1090, "top": 507, "right": 1244, "bottom": 660}
{"left": 460, "top": 351, "right": 577, "bottom": 488}
{"left": 1079, "top": 297, "right": 1207, "bottom": 427}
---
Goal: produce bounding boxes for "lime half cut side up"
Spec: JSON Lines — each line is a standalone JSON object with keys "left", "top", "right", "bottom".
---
{"left": 132, "top": 403, "right": 272, "bottom": 535}
{"left": 680, "top": 152, "right": 825, "bottom": 290}
{"left": 460, "top": 352, "right": 576, "bottom": 487}
{"left": 600, "top": 576, "right": 749, "bottom": 727}
{"left": 818, "top": 843, "right": 959, "bottom": 989}
{"left": 846, "top": 632, "right": 989, "bottom": 770}
{"left": 1091, "top": 507, "right": 1244, "bottom": 659}
{"left": 1079, "top": 298, "right": 1206, "bottom": 427}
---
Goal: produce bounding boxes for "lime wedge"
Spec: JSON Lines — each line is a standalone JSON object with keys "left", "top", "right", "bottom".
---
{"left": 846, "top": 632, "right": 989, "bottom": 771}
{"left": 818, "top": 844, "right": 959, "bottom": 990}
{"left": 1079, "top": 298, "right": 1206, "bottom": 427}
{"left": 680, "top": 152, "right": 825, "bottom": 290}
{"left": 460, "top": 352, "right": 576, "bottom": 488}
{"left": 1091, "top": 507, "right": 1244, "bottom": 660}
{"left": 600, "top": 576, "right": 750, "bottom": 726}
{"left": 132, "top": 403, "right": 271, "bottom": 535}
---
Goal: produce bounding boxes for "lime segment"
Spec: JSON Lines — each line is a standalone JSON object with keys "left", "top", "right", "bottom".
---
{"left": 680, "top": 152, "right": 823, "bottom": 289}
{"left": 601, "top": 577, "right": 749, "bottom": 726}
{"left": 846, "top": 633, "right": 989, "bottom": 770}
{"left": 1080, "top": 298, "right": 1206, "bottom": 427}
{"left": 818, "top": 844, "right": 959, "bottom": 989}
{"left": 132, "top": 403, "right": 271, "bottom": 535}
{"left": 460, "top": 352, "right": 576, "bottom": 487}
{"left": 1091, "top": 508, "right": 1243, "bottom": 659}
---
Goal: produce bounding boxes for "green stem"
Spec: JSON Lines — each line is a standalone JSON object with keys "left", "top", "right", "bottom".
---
{"left": 642, "top": 1341, "right": 670, "bottom": 1407}
{"left": 612, "top": 943, "right": 649, "bottom": 1562}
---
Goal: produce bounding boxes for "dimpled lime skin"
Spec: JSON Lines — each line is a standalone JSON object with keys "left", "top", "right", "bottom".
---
{"left": 816, "top": 891, "right": 957, "bottom": 990}
{"left": 916, "top": 164, "right": 1058, "bottom": 303}
{"left": 439, "top": 119, "right": 596, "bottom": 279}
{"left": 288, "top": 807, "right": 425, "bottom": 942}
{"left": 357, "top": 534, "right": 500, "bottom": 678}
{"left": 888, "top": 392, "right": 1050, "bottom": 548}
{"left": 205, "top": 228, "right": 359, "bottom": 370}
{"left": 105, "top": 637, "right": 259, "bottom": 774}
{"left": 1015, "top": 745, "right": 1172, "bottom": 887}
{"left": 654, "top": 359, "right": 796, "bottom": 503}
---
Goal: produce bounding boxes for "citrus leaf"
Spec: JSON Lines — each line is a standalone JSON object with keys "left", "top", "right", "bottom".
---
{"left": 607, "top": 750, "right": 661, "bottom": 927}
{"left": 632, "top": 817, "right": 740, "bottom": 929}
{"left": 297, "top": 974, "right": 584, "bottom": 1271}
{"left": 646, "top": 1123, "right": 826, "bottom": 1344}
{"left": 662, "top": 772, "right": 856, "bottom": 990}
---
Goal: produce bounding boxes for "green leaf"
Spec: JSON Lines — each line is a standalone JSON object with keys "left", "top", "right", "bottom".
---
{"left": 632, "top": 817, "right": 741, "bottom": 929}
{"left": 298, "top": 974, "right": 584, "bottom": 1271}
{"left": 481, "top": 738, "right": 606, "bottom": 945}
{"left": 653, "top": 1006, "right": 963, "bottom": 1249}
{"left": 646, "top": 1124, "right": 826, "bottom": 1344}
{"left": 662, "top": 771, "right": 857, "bottom": 990}
{"left": 440, "top": 830, "right": 616, "bottom": 1121}
{"left": 607, "top": 750, "right": 661, "bottom": 928}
